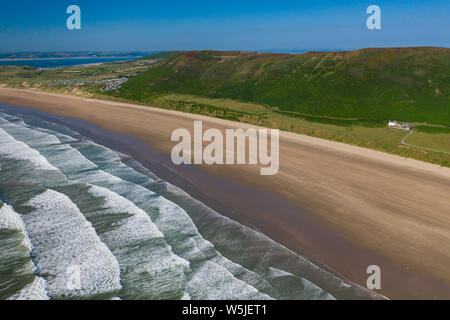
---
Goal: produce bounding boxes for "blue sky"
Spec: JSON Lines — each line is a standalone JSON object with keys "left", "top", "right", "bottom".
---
{"left": 0, "top": 0, "right": 448, "bottom": 53}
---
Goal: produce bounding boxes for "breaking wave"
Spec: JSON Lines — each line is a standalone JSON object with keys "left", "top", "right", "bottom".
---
{"left": 0, "top": 105, "right": 377, "bottom": 300}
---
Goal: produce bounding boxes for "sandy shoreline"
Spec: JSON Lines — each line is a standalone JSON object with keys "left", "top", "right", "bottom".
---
{"left": 1, "top": 88, "right": 449, "bottom": 299}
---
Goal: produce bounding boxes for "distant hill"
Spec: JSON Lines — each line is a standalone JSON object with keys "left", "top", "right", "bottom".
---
{"left": 139, "top": 51, "right": 180, "bottom": 60}
{"left": 118, "top": 47, "right": 450, "bottom": 126}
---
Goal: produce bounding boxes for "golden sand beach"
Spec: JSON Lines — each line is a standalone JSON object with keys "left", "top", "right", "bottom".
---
{"left": 1, "top": 87, "right": 449, "bottom": 299}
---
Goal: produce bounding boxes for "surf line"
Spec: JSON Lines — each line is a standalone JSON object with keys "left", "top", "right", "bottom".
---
{"left": 171, "top": 120, "right": 279, "bottom": 175}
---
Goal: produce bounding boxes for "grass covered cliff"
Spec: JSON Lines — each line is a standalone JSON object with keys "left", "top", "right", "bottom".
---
{"left": 118, "top": 47, "right": 450, "bottom": 126}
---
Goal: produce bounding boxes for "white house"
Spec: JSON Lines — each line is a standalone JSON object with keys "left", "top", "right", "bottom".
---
{"left": 388, "top": 120, "right": 398, "bottom": 127}
{"left": 388, "top": 120, "right": 411, "bottom": 131}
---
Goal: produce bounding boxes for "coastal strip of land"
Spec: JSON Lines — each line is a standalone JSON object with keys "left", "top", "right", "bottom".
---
{"left": 1, "top": 87, "right": 449, "bottom": 300}
{"left": 0, "top": 56, "right": 139, "bottom": 61}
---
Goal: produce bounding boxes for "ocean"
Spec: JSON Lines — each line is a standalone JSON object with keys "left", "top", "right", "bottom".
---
{"left": 0, "top": 104, "right": 374, "bottom": 300}
{"left": 0, "top": 57, "right": 135, "bottom": 69}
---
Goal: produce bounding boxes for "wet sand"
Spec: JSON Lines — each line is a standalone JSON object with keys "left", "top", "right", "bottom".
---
{"left": 1, "top": 88, "right": 449, "bottom": 299}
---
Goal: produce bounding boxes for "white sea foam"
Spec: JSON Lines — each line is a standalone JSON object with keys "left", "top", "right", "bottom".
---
{"left": 0, "top": 116, "right": 189, "bottom": 297}
{"left": 0, "top": 203, "right": 33, "bottom": 253}
{"left": 0, "top": 203, "right": 26, "bottom": 232}
{"left": 0, "top": 114, "right": 61, "bottom": 147}
{"left": 301, "top": 279, "right": 335, "bottom": 300}
{"left": 0, "top": 112, "right": 336, "bottom": 300}
{"left": 181, "top": 291, "right": 191, "bottom": 300}
{"left": 0, "top": 111, "right": 77, "bottom": 144}
{"left": 75, "top": 141, "right": 123, "bottom": 164}
{"left": 0, "top": 202, "right": 50, "bottom": 300}
{"left": 0, "top": 114, "right": 272, "bottom": 299}
{"left": 23, "top": 189, "right": 122, "bottom": 298}
{"left": 88, "top": 185, "right": 164, "bottom": 240}
{"left": 7, "top": 277, "right": 49, "bottom": 300}
{"left": 0, "top": 128, "right": 58, "bottom": 171}
{"left": 85, "top": 185, "right": 190, "bottom": 298}
{"left": 0, "top": 117, "right": 134, "bottom": 189}
{"left": 37, "top": 132, "right": 272, "bottom": 299}
{"left": 63, "top": 147, "right": 274, "bottom": 299}
{"left": 164, "top": 184, "right": 340, "bottom": 300}
{"left": 185, "top": 261, "right": 271, "bottom": 300}
{"left": 38, "top": 143, "right": 99, "bottom": 174}
{"left": 268, "top": 267, "right": 294, "bottom": 278}
{"left": 0, "top": 119, "right": 186, "bottom": 298}
{"left": 0, "top": 113, "right": 28, "bottom": 127}
{"left": 88, "top": 185, "right": 189, "bottom": 271}
{"left": 267, "top": 267, "right": 335, "bottom": 300}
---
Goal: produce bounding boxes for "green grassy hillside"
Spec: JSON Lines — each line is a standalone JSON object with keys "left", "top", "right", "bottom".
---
{"left": 118, "top": 48, "right": 450, "bottom": 126}
{"left": 1, "top": 49, "right": 448, "bottom": 167}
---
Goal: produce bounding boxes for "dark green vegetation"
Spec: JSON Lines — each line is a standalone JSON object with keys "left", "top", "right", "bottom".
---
{"left": 119, "top": 48, "right": 450, "bottom": 126}
{"left": 414, "top": 125, "right": 450, "bottom": 134}
{"left": 1, "top": 48, "right": 449, "bottom": 167}
{"left": 136, "top": 51, "right": 180, "bottom": 60}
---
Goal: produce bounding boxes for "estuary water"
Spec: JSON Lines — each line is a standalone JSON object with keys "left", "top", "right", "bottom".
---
{"left": 0, "top": 58, "right": 134, "bottom": 69}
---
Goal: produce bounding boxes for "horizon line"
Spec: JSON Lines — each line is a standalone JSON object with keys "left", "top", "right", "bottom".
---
{"left": 1, "top": 45, "right": 449, "bottom": 55}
